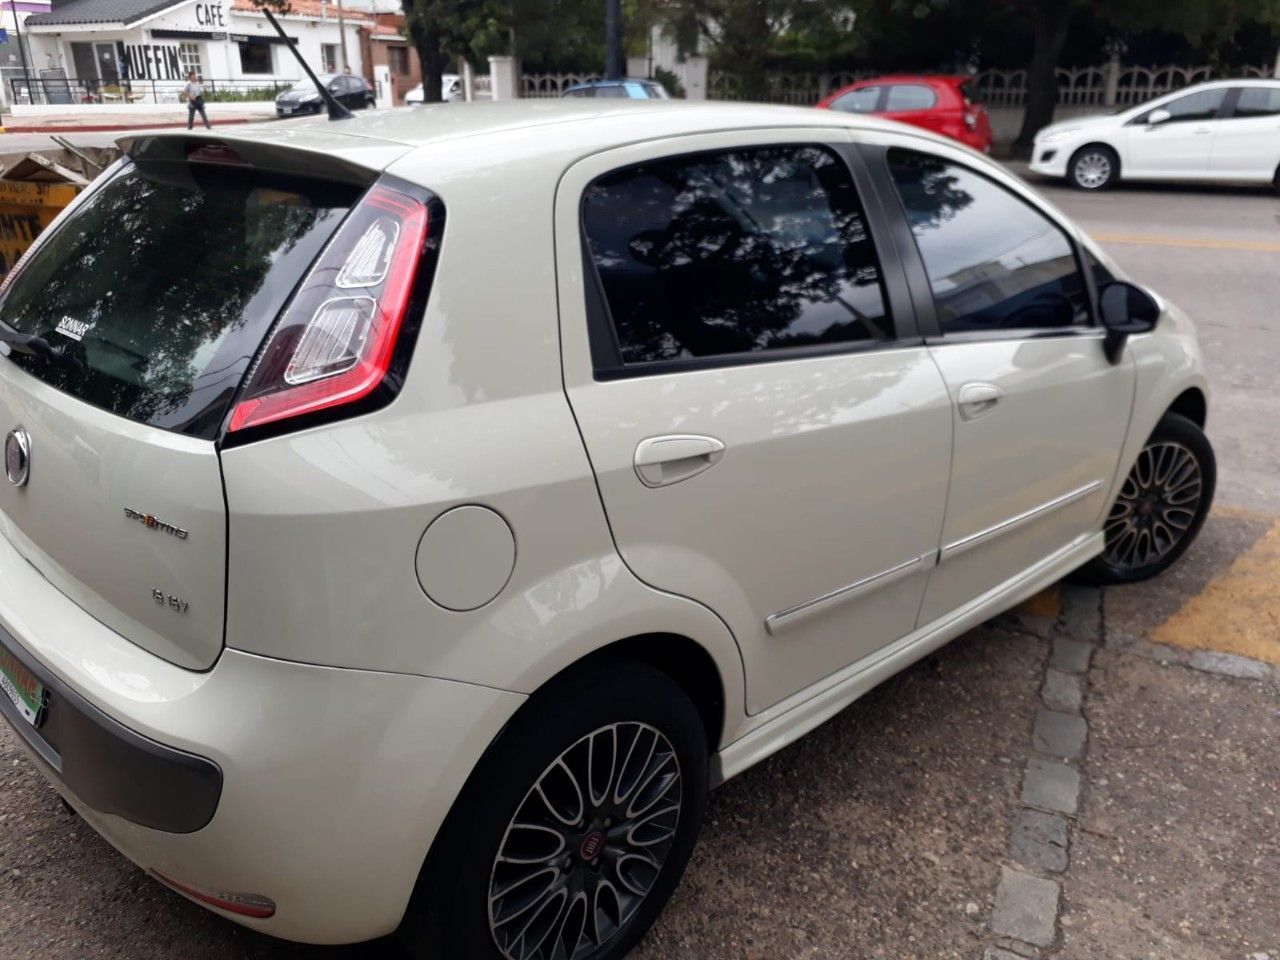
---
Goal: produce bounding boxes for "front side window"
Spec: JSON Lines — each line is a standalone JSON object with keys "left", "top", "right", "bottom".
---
{"left": 1231, "top": 86, "right": 1280, "bottom": 118}
{"left": 583, "top": 145, "right": 891, "bottom": 367}
{"left": 1134, "top": 88, "right": 1226, "bottom": 124}
{"left": 885, "top": 84, "right": 937, "bottom": 112}
{"left": 887, "top": 148, "right": 1089, "bottom": 334}
{"left": 830, "top": 86, "right": 881, "bottom": 113}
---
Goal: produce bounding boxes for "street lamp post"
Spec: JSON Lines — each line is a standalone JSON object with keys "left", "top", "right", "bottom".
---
{"left": 604, "top": 0, "right": 622, "bottom": 80}
{"left": 10, "top": 0, "right": 33, "bottom": 106}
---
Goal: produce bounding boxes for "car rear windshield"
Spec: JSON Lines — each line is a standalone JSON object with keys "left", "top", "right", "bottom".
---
{"left": 0, "top": 160, "right": 357, "bottom": 440}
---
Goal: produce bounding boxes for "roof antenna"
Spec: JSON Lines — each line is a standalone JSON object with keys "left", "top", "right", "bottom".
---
{"left": 262, "top": 8, "right": 354, "bottom": 121}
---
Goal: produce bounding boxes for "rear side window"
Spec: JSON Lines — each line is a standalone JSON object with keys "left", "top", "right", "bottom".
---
{"left": 830, "top": 86, "right": 881, "bottom": 113}
{"left": 582, "top": 144, "right": 892, "bottom": 369}
{"left": 1232, "top": 86, "right": 1280, "bottom": 117}
{"left": 887, "top": 148, "right": 1089, "bottom": 334}
{"left": 885, "top": 84, "right": 937, "bottom": 112}
{"left": 0, "top": 161, "right": 356, "bottom": 439}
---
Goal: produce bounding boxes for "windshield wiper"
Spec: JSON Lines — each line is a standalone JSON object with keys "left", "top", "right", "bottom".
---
{"left": 0, "top": 320, "right": 83, "bottom": 371}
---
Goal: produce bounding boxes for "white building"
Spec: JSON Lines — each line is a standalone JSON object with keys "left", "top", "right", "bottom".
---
{"left": 19, "top": 0, "right": 367, "bottom": 103}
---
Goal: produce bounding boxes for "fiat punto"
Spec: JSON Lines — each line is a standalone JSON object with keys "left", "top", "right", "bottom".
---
{"left": 0, "top": 101, "right": 1213, "bottom": 960}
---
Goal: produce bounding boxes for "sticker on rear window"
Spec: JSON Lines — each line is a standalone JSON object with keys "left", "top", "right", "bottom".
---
{"left": 54, "top": 316, "right": 91, "bottom": 341}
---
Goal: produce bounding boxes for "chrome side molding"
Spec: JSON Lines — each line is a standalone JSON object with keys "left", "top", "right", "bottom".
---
{"left": 765, "top": 552, "right": 936, "bottom": 636}
{"left": 940, "top": 479, "right": 1104, "bottom": 562}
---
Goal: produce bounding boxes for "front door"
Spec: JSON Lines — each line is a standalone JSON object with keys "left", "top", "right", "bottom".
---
{"left": 1123, "top": 87, "right": 1228, "bottom": 177}
{"left": 878, "top": 144, "right": 1135, "bottom": 626}
{"left": 555, "top": 131, "right": 954, "bottom": 714}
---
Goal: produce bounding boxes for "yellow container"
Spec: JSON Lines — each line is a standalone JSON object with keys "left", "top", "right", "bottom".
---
{"left": 0, "top": 180, "right": 81, "bottom": 277}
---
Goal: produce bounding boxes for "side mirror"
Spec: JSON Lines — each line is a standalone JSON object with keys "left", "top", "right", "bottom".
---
{"left": 1099, "top": 281, "right": 1160, "bottom": 363}
{"left": 1146, "top": 108, "right": 1172, "bottom": 125}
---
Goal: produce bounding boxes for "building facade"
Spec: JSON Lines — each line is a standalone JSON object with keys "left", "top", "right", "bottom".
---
{"left": 20, "top": 0, "right": 368, "bottom": 102}
{"left": 358, "top": 12, "right": 416, "bottom": 106}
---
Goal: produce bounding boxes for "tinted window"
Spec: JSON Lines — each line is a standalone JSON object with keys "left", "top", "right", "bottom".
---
{"left": 830, "top": 86, "right": 881, "bottom": 113}
{"left": 583, "top": 145, "right": 891, "bottom": 366}
{"left": 1137, "top": 88, "right": 1226, "bottom": 124}
{"left": 1232, "top": 86, "right": 1280, "bottom": 117}
{"left": 563, "top": 87, "right": 591, "bottom": 98}
{"left": 885, "top": 84, "right": 937, "bottom": 112}
{"left": 888, "top": 148, "right": 1089, "bottom": 334}
{"left": 594, "top": 85, "right": 628, "bottom": 98}
{"left": 0, "top": 162, "right": 354, "bottom": 439}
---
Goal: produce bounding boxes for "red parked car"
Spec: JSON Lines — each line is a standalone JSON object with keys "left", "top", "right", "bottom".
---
{"left": 817, "top": 74, "right": 993, "bottom": 153}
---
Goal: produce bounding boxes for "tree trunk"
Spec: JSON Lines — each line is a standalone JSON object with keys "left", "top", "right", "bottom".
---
{"left": 1013, "top": 3, "right": 1073, "bottom": 158}
{"left": 407, "top": 16, "right": 446, "bottom": 103}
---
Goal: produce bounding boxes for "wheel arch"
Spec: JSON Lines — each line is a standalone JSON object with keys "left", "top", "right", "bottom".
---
{"left": 1167, "top": 386, "right": 1207, "bottom": 429}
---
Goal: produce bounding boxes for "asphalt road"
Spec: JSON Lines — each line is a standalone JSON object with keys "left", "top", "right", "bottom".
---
{"left": 1, "top": 171, "right": 1277, "bottom": 960}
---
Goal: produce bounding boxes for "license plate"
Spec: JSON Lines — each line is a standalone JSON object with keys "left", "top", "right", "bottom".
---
{"left": 0, "top": 646, "right": 44, "bottom": 727}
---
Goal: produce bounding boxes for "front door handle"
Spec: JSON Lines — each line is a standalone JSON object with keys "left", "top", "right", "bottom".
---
{"left": 634, "top": 434, "right": 725, "bottom": 488}
{"left": 957, "top": 382, "right": 1004, "bottom": 421}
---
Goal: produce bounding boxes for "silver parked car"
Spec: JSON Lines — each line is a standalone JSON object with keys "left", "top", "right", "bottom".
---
{"left": 0, "top": 101, "right": 1213, "bottom": 960}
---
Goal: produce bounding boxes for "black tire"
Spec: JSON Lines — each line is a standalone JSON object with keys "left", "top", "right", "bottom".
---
{"left": 1273, "top": 165, "right": 1280, "bottom": 196}
{"left": 1075, "top": 412, "right": 1215, "bottom": 585}
{"left": 400, "top": 662, "right": 708, "bottom": 960}
{"left": 1067, "top": 144, "right": 1119, "bottom": 191}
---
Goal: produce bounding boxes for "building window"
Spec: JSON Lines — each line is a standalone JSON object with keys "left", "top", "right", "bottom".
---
{"left": 388, "top": 46, "right": 409, "bottom": 74}
{"left": 321, "top": 44, "right": 340, "bottom": 74}
{"left": 238, "top": 42, "right": 272, "bottom": 75}
{"left": 179, "top": 42, "right": 202, "bottom": 77}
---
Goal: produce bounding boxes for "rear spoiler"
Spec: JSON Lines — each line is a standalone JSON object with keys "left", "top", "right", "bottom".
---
{"left": 116, "top": 133, "right": 411, "bottom": 187}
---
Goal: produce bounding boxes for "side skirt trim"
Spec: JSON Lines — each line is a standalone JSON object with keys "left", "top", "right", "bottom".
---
{"left": 940, "top": 479, "right": 1103, "bottom": 562}
{"left": 711, "top": 530, "right": 1104, "bottom": 787}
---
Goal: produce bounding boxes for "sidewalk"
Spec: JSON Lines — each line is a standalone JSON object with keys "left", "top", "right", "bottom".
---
{"left": 1, "top": 103, "right": 276, "bottom": 134}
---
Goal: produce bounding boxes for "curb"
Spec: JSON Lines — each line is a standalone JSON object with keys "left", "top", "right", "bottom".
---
{"left": 1, "top": 118, "right": 265, "bottom": 134}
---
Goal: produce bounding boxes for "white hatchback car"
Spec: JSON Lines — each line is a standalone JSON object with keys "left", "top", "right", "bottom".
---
{"left": 1030, "top": 78, "right": 1280, "bottom": 190}
{"left": 0, "top": 101, "right": 1213, "bottom": 960}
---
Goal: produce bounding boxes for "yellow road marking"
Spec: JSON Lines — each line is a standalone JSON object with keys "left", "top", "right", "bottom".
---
{"left": 1020, "top": 584, "right": 1061, "bottom": 619}
{"left": 1152, "top": 519, "right": 1280, "bottom": 664}
{"left": 1092, "top": 232, "right": 1280, "bottom": 254}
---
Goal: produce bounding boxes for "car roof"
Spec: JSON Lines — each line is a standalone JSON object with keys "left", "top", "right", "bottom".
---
{"left": 119, "top": 100, "right": 970, "bottom": 188}
{"left": 200, "top": 99, "right": 902, "bottom": 149}
{"left": 849, "top": 74, "right": 966, "bottom": 86}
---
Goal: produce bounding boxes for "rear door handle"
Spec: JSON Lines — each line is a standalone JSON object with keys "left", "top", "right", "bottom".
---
{"left": 634, "top": 434, "right": 725, "bottom": 488}
{"left": 957, "top": 382, "right": 1004, "bottom": 421}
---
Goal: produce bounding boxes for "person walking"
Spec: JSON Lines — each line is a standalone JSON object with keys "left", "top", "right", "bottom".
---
{"left": 182, "top": 71, "right": 211, "bottom": 130}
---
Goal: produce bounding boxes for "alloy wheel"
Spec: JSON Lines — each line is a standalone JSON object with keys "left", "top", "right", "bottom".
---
{"left": 487, "top": 722, "right": 683, "bottom": 960}
{"left": 1073, "top": 151, "right": 1112, "bottom": 189}
{"left": 1103, "top": 441, "right": 1203, "bottom": 571}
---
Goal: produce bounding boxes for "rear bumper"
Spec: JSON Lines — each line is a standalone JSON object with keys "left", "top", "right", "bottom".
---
{"left": 0, "top": 529, "right": 526, "bottom": 943}
{"left": 0, "top": 626, "right": 221, "bottom": 833}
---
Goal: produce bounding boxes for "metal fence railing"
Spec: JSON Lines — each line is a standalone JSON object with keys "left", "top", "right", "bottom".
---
{"left": 9, "top": 77, "right": 298, "bottom": 107}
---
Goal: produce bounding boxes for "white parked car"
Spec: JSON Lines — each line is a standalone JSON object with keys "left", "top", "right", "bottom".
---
{"left": 1030, "top": 78, "right": 1280, "bottom": 190}
{"left": 0, "top": 101, "right": 1214, "bottom": 960}
{"left": 404, "top": 73, "right": 463, "bottom": 103}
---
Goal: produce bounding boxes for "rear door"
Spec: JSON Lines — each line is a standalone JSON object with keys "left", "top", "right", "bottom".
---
{"left": 1123, "top": 87, "right": 1228, "bottom": 177}
{"left": 872, "top": 141, "right": 1134, "bottom": 626}
{"left": 881, "top": 83, "right": 946, "bottom": 136}
{"left": 1209, "top": 86, "right": 1280, "bottom": 180}
{"left": 555, "top": 131, "right": 954, "bottom": 715}
{"left": 0, "top": 151, "right": 359, "bottom": 669}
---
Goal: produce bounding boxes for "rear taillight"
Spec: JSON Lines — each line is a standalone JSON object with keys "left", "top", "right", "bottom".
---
{"left": 228, "top": 183, "right": 429, "bottom": 433}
